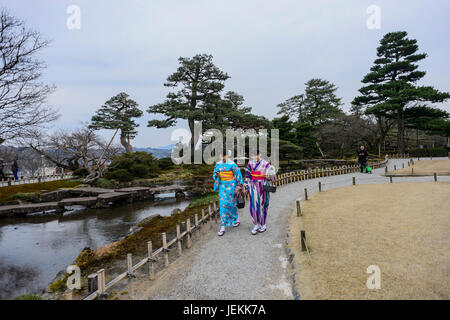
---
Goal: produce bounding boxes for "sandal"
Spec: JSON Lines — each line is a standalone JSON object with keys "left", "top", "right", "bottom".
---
{"left": 218, "top": 228, "right": 225, "bottom": 236}
{"left": 251, "top": 225, "right": 259, "bottom": 235}
{"left": 258, "top": 226, "right": 267, "bottom": 233}
{"left": 232, "top": 221, "right": 240, "bottom": 228}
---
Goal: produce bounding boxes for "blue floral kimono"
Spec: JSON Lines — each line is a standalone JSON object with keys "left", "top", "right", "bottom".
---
{"left": 213, "top": 159, "right": 244, "bottom": 227}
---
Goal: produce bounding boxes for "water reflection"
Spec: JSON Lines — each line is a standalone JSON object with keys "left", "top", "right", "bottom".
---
{"left": 0, "top": 196, "right": 190, "bottom": 299}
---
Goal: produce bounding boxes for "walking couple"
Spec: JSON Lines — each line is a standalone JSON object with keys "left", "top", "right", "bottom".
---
{"left": 213, "top": 148, "right": 275, "bottom": 237}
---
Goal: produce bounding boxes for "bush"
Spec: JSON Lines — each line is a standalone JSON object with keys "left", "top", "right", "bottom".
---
{"left": 158, "top": 157, "right": 175, "bottom": 171}
{"left": 408, "top": 147, "right": 448, "bottom": 157}
{"left": 73, "top": 167, "right": 89, "bottom": 177}
{"left": 94, "top": 178, "right": 114, "bottom": 189}
{"left": 105, "top": 168, "right": 133, "bottom": 182}
{"left": 104, "top": 151, "right": 160, "bottom": 182}
{"left": 130, "top": 163, "right": 149, "bottom": 178}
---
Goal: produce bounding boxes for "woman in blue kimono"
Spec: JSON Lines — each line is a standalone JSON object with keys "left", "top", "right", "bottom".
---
{"left": 213, "top": 148, "right": 243, "bottom": 236}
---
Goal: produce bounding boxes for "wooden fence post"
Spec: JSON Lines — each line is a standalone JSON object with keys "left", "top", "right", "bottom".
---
{"left": 318, "top": 181, "right": 321, "bottom": 192}
{"left": 186, "top": 218, "right": 192, "bottom": 249}
{"left": 88, "top": 273, "right": 98, "bottom": 293}
{"left": 390, "top": 176, "right": 393, "bottom": 183}
{"left": 147, "top": 241, "right": 155, "bottom": 280}
{"left": 304, "top": 188, "right": 308, "bottom": 200}
{"left": 434, "top": 172, "right": 437, "bottom": 182}
{"left": 127, "top": 253, "right": 135, "bottom": 299}
{"left": 208, "top": 205, "right": 213, "bottom": 229}
{"left": 296, "top": 199, "right": 301, "bottom": 217}
{"left": 162, "top": 233, "right": 169, "bottom": 267}
{"left": 201, "top": 209, "right": 206, "bottom": 235}
{"left": 194, "top": 214, "right": 199, "bottom": 236}
{"left": 65, "top": 289, "right": 73, "bottom": 300}
{"left": 301, "top": 230, "right": 306, "bottom": 252}
{"left": 176, "top": 224, "right": 182, "bottom": 255}
{"left": 97, "top": 269, "right": 106, "bottom": 300}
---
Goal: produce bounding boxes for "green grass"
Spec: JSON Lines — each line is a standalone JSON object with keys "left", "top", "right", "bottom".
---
{"left": 13, "top": 294, "right": 43, "bottom": 300}
{"left": 188, "top": 191, "right": 218, "bottom": 208}
{"left": 0, "top": 179, "right": 81, "bottom": 203}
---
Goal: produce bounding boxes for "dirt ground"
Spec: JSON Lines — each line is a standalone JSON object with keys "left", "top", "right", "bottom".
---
{"left": 287, "top": 182, "right": 450, "bottom": 299}
{"left": 387, "top": 159, "right": 450, "bottom": 176}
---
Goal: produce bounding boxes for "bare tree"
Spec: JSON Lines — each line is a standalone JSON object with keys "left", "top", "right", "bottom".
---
{"left": 0, "top": 9, "right": 58, "bottom": 144}
{"left": 26, "top": 126, "right": 121, "bottom": 175}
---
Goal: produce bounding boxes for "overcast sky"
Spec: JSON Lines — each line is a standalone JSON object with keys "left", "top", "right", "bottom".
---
{"left": 2, "top": 0, "right": 449, "bottom": 147}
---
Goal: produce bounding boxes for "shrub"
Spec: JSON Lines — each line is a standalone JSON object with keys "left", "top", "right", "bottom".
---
{"left": 130, "top": 163, "right": 149, "bottom": 178}
{"left": 158, "top": 157, "right": 175, "bottom": 171}
{"left": 105, "top": 168, "right": 133, "bottom": 182}
{"left": 104, "top": 151, "right": 160, "bottom": 181}
{"left": 94, "top": 178, "right": 114, "bottom": 189}
{"left": 73, "top": 167, "right": 89, "bottom": 177}
{"left": 408, "top": 147, "right": 448, "bottom": 157}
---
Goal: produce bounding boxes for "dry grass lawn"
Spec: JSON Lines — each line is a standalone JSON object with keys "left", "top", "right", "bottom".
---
{"left": 387, "top": 159, "right": 450, "bottom": 176}
{"left": 287, "top": 182, "right": 450, "bottom": 299}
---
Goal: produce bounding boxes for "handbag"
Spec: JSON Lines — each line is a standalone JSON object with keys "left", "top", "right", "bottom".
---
{"left": 237, "top": 194, "right": 245, "bottom": 208}
{"left": 263, "top": 180, "right": 277, "bottom": 193}
{"left": 235, "top": 184, "right": 246, "bottom": 208}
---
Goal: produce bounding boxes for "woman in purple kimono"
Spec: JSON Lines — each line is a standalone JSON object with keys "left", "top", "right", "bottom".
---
{"left": 244, "top": 152, "right": 275, "bottom": 235}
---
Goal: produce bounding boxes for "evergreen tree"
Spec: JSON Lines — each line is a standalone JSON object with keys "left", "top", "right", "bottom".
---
{"left": 90, "top": 92, "right": 143, "bottom": 153}
{"left": 147, "top": 54, "right": 229, "bottom": 159}
{"left": 352, "top": 31, "right": 450, "bottom": 153}
{"left": 303, "top": 78, "right": 344, "bottom": 126}
{"left": 277, "top": 79, "right": 343, "bottom": 125}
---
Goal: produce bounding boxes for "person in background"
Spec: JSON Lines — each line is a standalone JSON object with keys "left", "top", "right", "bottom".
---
{"left": 0, "top": 158, "right": 6, "bottom": 180}
{"left": 11, "top": 158, "right": 19, "bottom": 181}
{"left": 244, "top": 150, "right": 275, "bottom": 235}
{"left": 358, "top": 145, "right": 368, "bottom": 173}
{"left": 213, "top": 148, "right": 243, "bottom": 237}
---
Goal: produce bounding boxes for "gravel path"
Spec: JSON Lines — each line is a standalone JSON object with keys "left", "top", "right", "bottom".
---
{"left": 135, "top": 157, "right": 450, "bottom": 300}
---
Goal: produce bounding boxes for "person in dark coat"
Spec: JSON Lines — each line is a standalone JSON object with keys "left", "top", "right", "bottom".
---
{"left": 12, "top": 159, "right": 19, "bottom": 181}
{"left": 358, "top": 146, "right": 368, "bottom": 173}
{"left": 0, "top": 158, "right": 5, "bottom": 180}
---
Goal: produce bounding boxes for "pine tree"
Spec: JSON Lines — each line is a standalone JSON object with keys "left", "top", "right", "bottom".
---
{"left": 352, "top": 31, "right": 450, "bottom": 153}
{"left": 147, "top": 54, "right": 229, "bottom": 159}
{"left": 90, "top": 92, "right": 143, "bottom": 153}
{"left": 277, "top": 79, "right": 343, "bottom": 125}
{"left": 303, "top": 78, "right": 344, "bottom": 126}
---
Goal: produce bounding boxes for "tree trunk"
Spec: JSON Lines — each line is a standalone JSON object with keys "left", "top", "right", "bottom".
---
{"left": 120, "top": 130, "right": 133, "bottom": 153}
{"left": 188, "top": 118, "right": 195, "bottom": 163}
{"left": 397, "top": 107, "right": 405, "bottom": 154}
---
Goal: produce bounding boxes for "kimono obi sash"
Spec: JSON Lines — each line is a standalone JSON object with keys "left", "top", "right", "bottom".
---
{"left": 219, "top": 171, "right": 234, "bottom": 181}
{"left": 251, "top": 171, "right": 266, "bottom": 180}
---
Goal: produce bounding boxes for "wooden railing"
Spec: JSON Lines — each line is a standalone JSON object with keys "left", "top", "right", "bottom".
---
{"left": 273, "top": 160, "right": 387, "bottom": 187}
{"left": 0, "top": 174, "right": 73, "bottom": 188}
{"left": 63, "top": 202, "right": 220, "bottom": 300}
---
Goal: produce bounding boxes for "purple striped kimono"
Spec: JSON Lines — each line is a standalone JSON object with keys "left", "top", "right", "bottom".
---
{"left": 244, "top": 158, "right": 273, "bottom": 226}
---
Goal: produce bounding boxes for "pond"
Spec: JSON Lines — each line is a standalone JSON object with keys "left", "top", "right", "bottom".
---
{"left": 0, "top": 195, "right": 190, "bottom": 299}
